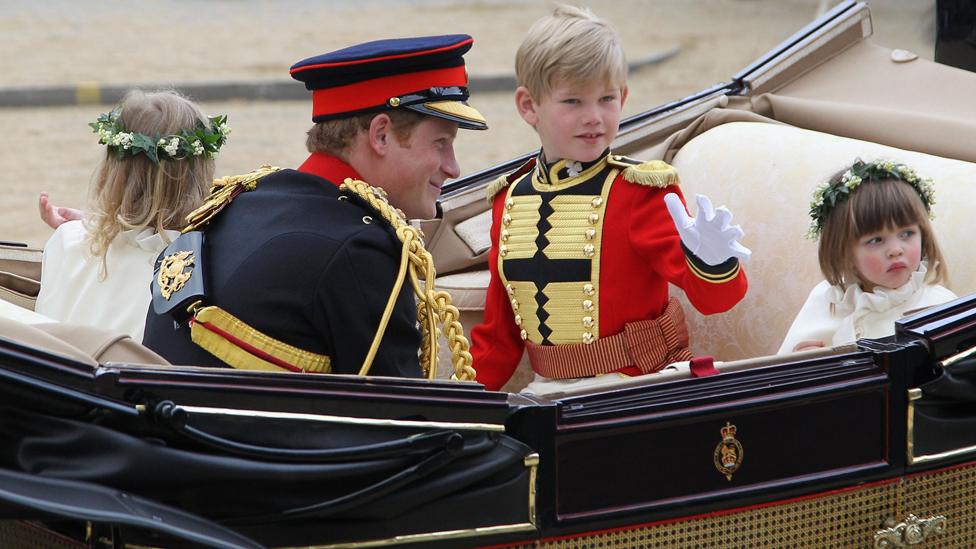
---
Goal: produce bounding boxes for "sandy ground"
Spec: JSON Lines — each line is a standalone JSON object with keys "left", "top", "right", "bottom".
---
{"left": 0, "top": 0, "right": 934, "bottom": 247}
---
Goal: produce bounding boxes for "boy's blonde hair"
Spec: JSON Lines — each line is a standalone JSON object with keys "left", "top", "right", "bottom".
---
{"left": 87, "top": 90, "right": 214, "bottom": 273}
{"left": 818, "top": 177, "right": 948, "bottom": 288}
{"left": 515, "top": 4, "right": 627, "bottom": 100}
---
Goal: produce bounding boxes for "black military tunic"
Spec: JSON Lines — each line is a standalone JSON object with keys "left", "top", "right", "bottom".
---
{"left": 142, "top": 152, "right": 422, "bottom": 378}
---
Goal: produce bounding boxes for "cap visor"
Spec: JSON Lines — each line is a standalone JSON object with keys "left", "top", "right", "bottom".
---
{"left": 406, "top": 100, "right": 487, "bottom": 130}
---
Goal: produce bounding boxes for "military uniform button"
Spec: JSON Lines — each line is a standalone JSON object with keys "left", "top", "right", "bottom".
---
{"left": 502, "top": 214, "right": 512, "bottom": 226}
{"left": 362, "top": 216, "right": 373, "bottom": 224}
{"left": 582, "top": 332, "right": 595, "bottom": 344}
{"left": 612, "top": 155, "right": 622, "bottom": 161}
{"left": 514, "top": 314, "right": 522, "bottom": 326}
{"left": 583, "top": 283, "right": 595, "bottom": 296}
{"left": 588, "top": 213, "right": 599, "bottom": 224}
{"left": 500, "top": 230, "right": 510, "bottom": 242}
{"left": 583, "top": 299, "right": 594, "bottom": 311}
{"left": 505, "top": 198, "right": 514, "bottom": 210}
{"left": 591, "top": 197, "right": 603, "bottom": 208}
{"left": 506, "top": 284, "right": 515, "bottom": 296}
{"left": 585, "top": 228, "right": 596, "bottom": 240}
{"left": 499, "top": 245, "right": 508, "bottom": 257}
{"left": 583, "top": 244, "right": 595, "bottom": 257}
{"left": 582, "top": 316, "right": 594, "bottom": 328}
{"left": 520, "top": 329, "right": 528, "bottom": 341}
{"left": 388, "top": 97, "right": 401, "bottom": 107}
{"left": 511, "top": 299, "right": 520, "bottom": 311}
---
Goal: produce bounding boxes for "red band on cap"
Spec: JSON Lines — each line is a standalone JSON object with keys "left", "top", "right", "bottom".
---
{"left": 312, "top": 65, "right": 467, "bottom": 119}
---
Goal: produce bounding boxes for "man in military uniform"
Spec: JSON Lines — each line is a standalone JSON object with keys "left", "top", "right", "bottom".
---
{"left": 143, "top": 35, "right": 487, "bottom": 378}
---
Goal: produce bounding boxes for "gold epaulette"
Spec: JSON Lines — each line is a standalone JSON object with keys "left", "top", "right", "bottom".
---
{"left": 183, "top": 165, "right": 281, "bottom": 233}
{"left": 486, "top": 157, "right": 537, "bottom": 203}
{"left": 607, "top": 155, "right": 680, "bottom": 188}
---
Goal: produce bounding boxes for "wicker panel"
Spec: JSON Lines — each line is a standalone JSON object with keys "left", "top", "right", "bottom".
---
{"left": 0, "top": 521, "right": 85, "bottom": 549}
{"left": 900, "top": 463, "right": 976, "bottom": 548}
{"left": 509, "top": 482, "right": 900, "bottom": 548}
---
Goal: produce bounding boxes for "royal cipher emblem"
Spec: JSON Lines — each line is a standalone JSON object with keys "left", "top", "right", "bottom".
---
{"left": 158, "top": 250, "right": 195, "bottom": 301}
{"left": 713, "top": 422, "right": 744, "bottom": 481}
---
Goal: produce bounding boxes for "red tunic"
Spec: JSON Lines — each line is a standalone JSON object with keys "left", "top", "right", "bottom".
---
{"left": 470, "top": 154, "right": 748, "bottom": 391}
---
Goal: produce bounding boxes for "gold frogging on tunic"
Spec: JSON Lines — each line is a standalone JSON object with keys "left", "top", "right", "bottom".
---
{"left": 497, "top": 160, "right": 617, "bottom": 345}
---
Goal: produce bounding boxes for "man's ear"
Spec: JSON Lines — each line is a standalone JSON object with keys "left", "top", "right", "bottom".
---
{"left": 515, "top": 86, "right": 539, "bottom": 126}
{"left": 366, "top": 113, "right": 394, "bottom": 155}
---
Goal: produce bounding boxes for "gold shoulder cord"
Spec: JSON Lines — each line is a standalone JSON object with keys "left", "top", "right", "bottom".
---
{"left": 340, "top": 179, "right": 476, "bottom": 382}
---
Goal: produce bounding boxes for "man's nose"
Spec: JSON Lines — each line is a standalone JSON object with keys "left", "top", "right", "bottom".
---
{"left": 442, "top": 147, "right": 461, "bottom": 179}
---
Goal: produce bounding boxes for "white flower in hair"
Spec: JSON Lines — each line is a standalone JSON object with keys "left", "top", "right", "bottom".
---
{"left": 218, "top": 123, "right": 232, "bottom": 136}
{"left": 112, "top": 132, "right": 134, "bottom": 149}
{"left": 190, "top": 139, "right": 204, "bottom": 156}
{"left": 163, "top": 137, "right": 181, "bottom": 157}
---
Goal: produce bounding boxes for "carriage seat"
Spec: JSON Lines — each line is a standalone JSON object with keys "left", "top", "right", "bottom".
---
{"left": 666, "top": 121, "right": 976, "bottom": 360}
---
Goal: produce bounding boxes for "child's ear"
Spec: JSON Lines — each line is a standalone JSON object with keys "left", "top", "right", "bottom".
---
{"left": 620, "top": 86, "right": 629, "bottom": 108}
{"left": 515, "top": 86, "right": 539, "bottom": 126}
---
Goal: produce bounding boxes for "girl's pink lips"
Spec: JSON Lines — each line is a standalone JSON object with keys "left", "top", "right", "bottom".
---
{"left": 887, "top": 262, "right": 907, "bottom": 272}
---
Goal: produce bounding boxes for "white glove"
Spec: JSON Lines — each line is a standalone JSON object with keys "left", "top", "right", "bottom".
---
{"left": 664, "top": 193, "right": 751, "bottom": 266}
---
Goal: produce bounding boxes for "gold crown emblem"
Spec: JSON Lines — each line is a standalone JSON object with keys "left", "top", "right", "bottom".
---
{"left": 721, "top": 422, "right": 737, "bottom": 440}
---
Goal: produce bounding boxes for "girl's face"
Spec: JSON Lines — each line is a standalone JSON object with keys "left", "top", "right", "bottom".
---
{"left": 853, "top": 223, "right": 922, "bottom": 291}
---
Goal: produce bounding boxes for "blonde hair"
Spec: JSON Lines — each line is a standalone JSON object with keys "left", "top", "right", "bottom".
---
{"left": 87, "top": 90, "right": 214, "bottom": 274}
{"left": 818, "top": 175, "right": 947, "bottom": 288}
{"left": 306, "top": 109, "right": 425, "bottom": 157}
{"left": 515, "top": 4, "right": 627, "bottom": 100}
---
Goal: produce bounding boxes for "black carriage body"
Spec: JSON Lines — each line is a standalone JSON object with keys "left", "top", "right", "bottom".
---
{"left": 2, "top": 296, "right": 976, "bottom": 547}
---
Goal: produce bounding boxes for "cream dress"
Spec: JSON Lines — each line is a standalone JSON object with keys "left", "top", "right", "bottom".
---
{"left": 779, "top": 262, "right": 957, "bottom": 354}
{"left": 36, "top": 220, "right": 178, "bottom": 342}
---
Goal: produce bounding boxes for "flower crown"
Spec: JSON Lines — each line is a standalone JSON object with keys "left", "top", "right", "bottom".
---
{"left": 90, "top": 106, "right": 230, "bottom": 164}
{"left": 807, "top": 159, "right": 935, "bottom": 239}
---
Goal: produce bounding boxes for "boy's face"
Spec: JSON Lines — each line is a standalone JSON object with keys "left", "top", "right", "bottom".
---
{"left": 516, "top": 79, "right": 627, "bottom": 164}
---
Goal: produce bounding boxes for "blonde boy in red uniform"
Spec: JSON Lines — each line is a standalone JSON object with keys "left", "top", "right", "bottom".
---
{"left": 470, "top": 6, "right": 751, "bottom": 393}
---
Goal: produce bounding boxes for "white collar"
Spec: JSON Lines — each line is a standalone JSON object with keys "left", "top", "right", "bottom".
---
{"left": 827, "top": 260, "right": 936, "bottom": 316}
{"left": 119, "top": 227, "right": 181, "bottom": 253}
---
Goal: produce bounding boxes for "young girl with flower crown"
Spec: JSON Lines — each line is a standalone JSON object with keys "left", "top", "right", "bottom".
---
{"left": 778, "top": 159, "right": 956, "bottom": 354}
{"left": 36, "top": 89, "right": 230, "bottom": 341}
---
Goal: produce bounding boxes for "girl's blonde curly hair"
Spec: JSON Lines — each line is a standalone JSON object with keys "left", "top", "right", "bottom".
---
{"left": 86, "top": 89, "right": 214, "bottom": 277}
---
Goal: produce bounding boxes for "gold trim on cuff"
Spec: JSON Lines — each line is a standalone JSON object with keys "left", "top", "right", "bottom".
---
{"left": 685, "top": 256, "right": 741, "bottom": 284}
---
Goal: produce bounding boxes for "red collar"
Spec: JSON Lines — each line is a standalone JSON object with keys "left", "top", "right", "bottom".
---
{"left": 297, "top": 152, "right": 363, "bottom": 188}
